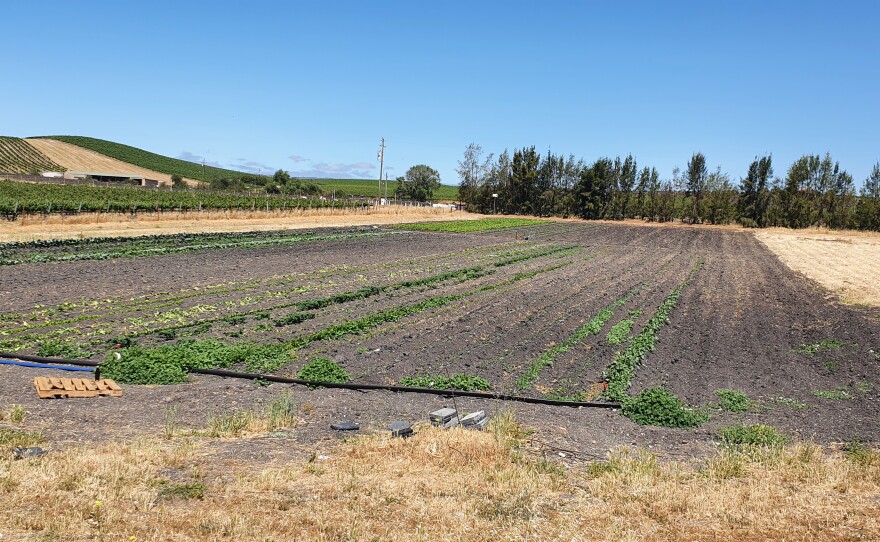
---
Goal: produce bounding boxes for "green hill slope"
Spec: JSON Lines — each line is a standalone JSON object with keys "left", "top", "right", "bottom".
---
{"left": 0, "top": 137, "right": 64, "bottom": 174}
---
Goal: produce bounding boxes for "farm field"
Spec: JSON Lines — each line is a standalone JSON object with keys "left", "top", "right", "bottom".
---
{"left": 1, "top": 220, "right": 878, "bottom": 447}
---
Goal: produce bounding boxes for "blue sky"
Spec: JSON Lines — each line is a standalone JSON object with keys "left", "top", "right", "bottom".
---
{"left": 2, "top": 1, "right": 878, "bottom": 186}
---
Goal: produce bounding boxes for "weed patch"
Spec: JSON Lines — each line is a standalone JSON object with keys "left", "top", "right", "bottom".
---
{"left": 714, "top": 389, "right": 753, "bottom": 412}
{"left": 716, "top": 424, "right": 788, "bottom": 447}
{"left": 792, "top": 339, "right": 842, "bottom": 355}
{"left": 0, "top": 427, "right": 44, "bottom": 452}
{"left": 399, "top": 374, "right": 490, "bottom": 391}
{"left": 812, "top": 388, "right": 852, "bottom": 400}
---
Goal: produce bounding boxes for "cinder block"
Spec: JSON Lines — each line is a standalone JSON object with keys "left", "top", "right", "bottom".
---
{"left": 459, "top": 411, "right": 485, "bottom": 427}
{"left": 429, "top": 408, "right": 458, "bottom": 426}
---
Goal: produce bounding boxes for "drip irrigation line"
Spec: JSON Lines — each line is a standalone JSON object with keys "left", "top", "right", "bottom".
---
{"left": 0, "top": 352, "right": 99, "bottom": 366}
{"left": 0, "top": 351, "right": 620, "bottom": 409}
{"left": 0, "top": 359, "right": 95, "bottom": 372}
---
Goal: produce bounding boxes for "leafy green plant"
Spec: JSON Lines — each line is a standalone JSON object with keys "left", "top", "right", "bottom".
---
{"left": 716, "top": 424, "right": 787, "bottom": 447}
{"left": 714, "top": 389, "right": 753, "bottom": 412}
{"left": 621, "top": 387, "right": 708, "bottom": 428}
{"left": 605, "top": 318, "right": 635, "bottom": 345}
{"left": 36, "top": 339, "right": 90, "bottom": 359}
{"left": 296, "top": 358, "right": 350, "bottom": 388}
{"left": 605, "top": 260, "right": 702, "bottom": 401}
{"left": 516, "top": 289, "right": 637, "bottom": 390}
{"left": 273, "top": 312, "right": 316, "bottom": 327}
{"left": 399, "top": 374, "right": 490, "bottom": 391}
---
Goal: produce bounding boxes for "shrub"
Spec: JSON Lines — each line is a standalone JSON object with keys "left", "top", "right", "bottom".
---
{"left": 622, "top": 387, "right": 708, "bottom": 428}
{"left": 296, "top": 357, "right": 350, "bottom": 388}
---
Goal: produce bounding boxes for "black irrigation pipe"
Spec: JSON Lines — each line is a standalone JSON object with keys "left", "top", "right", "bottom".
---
{"left": 0, "top": 351, "right": 620, "bottom": 409}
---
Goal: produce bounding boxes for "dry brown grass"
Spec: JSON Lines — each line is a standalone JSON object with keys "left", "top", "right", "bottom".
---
{"left": 1, "top": 410, "right": 878, "bottom": 541}
{"left": 0, "top": 206, "right": 480, "bottom": 242}
{"left": 24, "top": 139, "right": 198, "bottom": 187}
{"left": 755, "top": 228, "right": 880, "bottom": 306}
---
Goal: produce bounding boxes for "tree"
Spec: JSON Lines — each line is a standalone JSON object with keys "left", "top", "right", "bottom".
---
{"left": 738, "top": 155, "right": 773, "bottom": 227}
{"left": 684, "top": 153, "right": 708, "bottom": 223}
{"left": 396, "top": 165, "right": 441, "bottom": 202}
{"left": 171, "top": 174, "right": 187, "bottom": 189}
{"left": 456, "top": 143, "right": 484, "bottom": 207}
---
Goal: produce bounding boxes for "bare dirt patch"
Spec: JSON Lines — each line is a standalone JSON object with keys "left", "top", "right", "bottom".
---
{"left": 25, "top": 138, "right": 198, "bottom": 186}
{"left": 755, "top": 228, "right": 880, "bottom": 306}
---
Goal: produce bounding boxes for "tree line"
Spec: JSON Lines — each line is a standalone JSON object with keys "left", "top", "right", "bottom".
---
{"left": 456, "top": 144, "right": 880, "bottom": 231}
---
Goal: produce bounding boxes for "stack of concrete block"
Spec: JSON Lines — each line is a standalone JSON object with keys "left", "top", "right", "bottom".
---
{"left": 429, "top": 408, "right": 489, "bottom": 430}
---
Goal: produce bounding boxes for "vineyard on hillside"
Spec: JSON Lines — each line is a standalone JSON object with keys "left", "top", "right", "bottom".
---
{"left": 0, "top": 137, "right": 64, "bottom": 174}
{"left": 0, "top": 180, "right": 367, "bottom": 218}
{"left": 31, "top": 136, "right": 245, "bottom": 182}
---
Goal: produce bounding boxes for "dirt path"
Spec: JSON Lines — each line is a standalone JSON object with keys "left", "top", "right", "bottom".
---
{"left": 0, "top": 207, "right": 478, "bottom": 242}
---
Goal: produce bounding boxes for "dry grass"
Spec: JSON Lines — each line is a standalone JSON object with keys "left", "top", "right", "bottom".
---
{"left": 755, "top": 228, "right": 880, "bottom": 306}
{"left": 0, "top": 206, "right": 480, "bottom": 242}
{"left": 1, "top": 411, "right": 878, "bottom": 541}
{"left": 24, "top": 139, "right": 195, "bottom": 186}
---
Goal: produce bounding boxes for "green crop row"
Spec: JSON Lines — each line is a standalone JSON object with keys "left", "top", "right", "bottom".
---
{"left": 516, "top": 288, "right": 640, "bottom": 391}
{"left": 102, "top": 254, "right": 574, "bottom": 384}
{"left": 605, "top": 260, "right": 704, "bottom": 402}
{"left": 0, "top": 228, "right": 389, "bottom": 266}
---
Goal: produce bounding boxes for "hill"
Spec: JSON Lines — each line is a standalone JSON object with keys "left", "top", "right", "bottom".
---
{"left": 30, "top": 136, "right": 245, "bottom": 182}
{"left": 0, "top": 136, "right": 64, "bottom": 174}
{"left": 18, "top": 136, "right": 460, "bottom": 199}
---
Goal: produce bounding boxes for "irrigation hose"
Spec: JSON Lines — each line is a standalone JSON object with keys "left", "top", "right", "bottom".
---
{"left": 0, "top": 359, "right": 96, "bottom": 373}
{"left": 0, "top": 351, "right": 620, "bottom": 409}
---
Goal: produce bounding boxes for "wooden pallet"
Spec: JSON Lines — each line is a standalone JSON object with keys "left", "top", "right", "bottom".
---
{"left": 33, "top": 377, "right": 123, "bottom": 398}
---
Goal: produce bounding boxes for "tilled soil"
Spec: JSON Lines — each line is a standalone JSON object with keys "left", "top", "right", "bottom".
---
{"left": 1, "top": 221, "right": 878, "bottom": 461}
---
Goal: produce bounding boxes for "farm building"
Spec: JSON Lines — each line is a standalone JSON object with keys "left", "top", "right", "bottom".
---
{"left": 63, "top": 171, "right": 163, "bottom": 187}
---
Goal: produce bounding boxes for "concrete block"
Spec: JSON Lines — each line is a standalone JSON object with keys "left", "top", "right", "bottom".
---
{"left": 430, "top": 408, "right": 458, "bottom": 426}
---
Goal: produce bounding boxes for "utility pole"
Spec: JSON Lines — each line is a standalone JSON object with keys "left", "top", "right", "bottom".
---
{"left": 377, "top": 137, "right": 385, "bottom": 206}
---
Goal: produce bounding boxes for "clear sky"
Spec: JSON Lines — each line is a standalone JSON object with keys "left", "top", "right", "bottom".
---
{"left": 2, "top": 1, "right": 878, "bottom": 187}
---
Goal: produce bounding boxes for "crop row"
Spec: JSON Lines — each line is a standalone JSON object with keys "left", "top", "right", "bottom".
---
{"left": 0, "top": 137, "right": 64, "bottom": 174}
{"left": 100, "top": 254, "right": 573, "bottom": 384}
{"left": 604, "top": 259, "right": 704, "bottom": 401}
{"left": 0, "top": 228, "right": 393, "bottom": 266}
{"left": 0, "top": 180, "right": 368, "bottom": 218}
{"left": 515, "top": 287, "right": 641, "bottom": 390}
